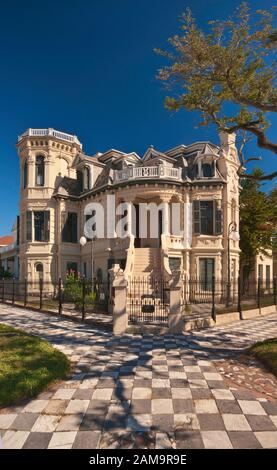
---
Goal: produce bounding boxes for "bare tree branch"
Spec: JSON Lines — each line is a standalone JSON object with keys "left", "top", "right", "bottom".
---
{"left": 224, "top": 123, "right": 277, "bottom": 154}
{"left": 240, "top": 170, "right": 277, "bottom": 181}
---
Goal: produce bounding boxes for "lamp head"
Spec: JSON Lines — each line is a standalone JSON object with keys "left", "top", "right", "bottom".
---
{"left": 79, "top": 236, "right": 87, "bottom": 246}
{"left": 232, "top": 231, "right": 240, "bottom": 242}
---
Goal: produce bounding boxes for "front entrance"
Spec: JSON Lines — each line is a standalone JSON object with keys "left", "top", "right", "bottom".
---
{"left": 134, "top": 204, "right": 163, "bottom": 249}
{"left": 127, "top": 275, "right": 169, "bottom": 324}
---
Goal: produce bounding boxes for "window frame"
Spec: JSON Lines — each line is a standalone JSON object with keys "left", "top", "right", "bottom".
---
{"left": 35, "top": 155, "right": 45, "bottom": 187}
{"left": 26, "top": 211, "right": 50, "bottom": 242}
{"left": 199, "top": 258, "right": 215, "bottom": 291}
{"left": 202, "top": 163, "right": 214, "bottom": 178}
{"left": 83, "top": 166, "right": 90, "bottom": 191}
{"left": 193, "top": 200, "right": 222, "bottom": 236}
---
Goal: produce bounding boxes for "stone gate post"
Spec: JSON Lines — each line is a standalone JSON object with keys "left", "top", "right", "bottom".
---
{"left": 168, "top": 273, "right": 184, "bottom": 334}
{"left": 109, "top": 264, "right": 128, "bottom": 335}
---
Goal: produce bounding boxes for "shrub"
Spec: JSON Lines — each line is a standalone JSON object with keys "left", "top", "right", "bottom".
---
{"left": 63, "top": 272, "right": 96, "bottom": 310}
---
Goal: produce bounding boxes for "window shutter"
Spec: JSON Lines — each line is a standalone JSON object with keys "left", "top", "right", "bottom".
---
{"left": 21, "top": 214, "right": 25, "bottom": 243}
{"left": 215, "top": 202, "right": 222, "bottom": 235}
{"left": 193, "top": 201, "right": 200, "bottom": 234}
{"left": 26, "top": 211, "right": 32, "bottom": 241}
{"left": 16, "top": 215, "right": 20, "bottom": 246}
{"left": 44, "top": 211, "right": 50, "bottom": 242}
{"left": 71, "top": 213, "right": 78, "bottom": 243}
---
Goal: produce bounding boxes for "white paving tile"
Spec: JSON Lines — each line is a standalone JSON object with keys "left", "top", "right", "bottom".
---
{"left": 211, "top": 389, "right": 235, "bottom": 400}
{"left": 2, "top": 430, "right": 29, "bottom": 449}
{"left": 64, "top": 400, "right": 89, "bottom": 415}
{"left": 31, "top": 415, "right": 59, "bottom": 432}
{"left": 0, "top": 414, "right": 17, "bottom": 429}
{"left": 202, "top": 431, "right": 233, "bottom": 449}
{"left": 238, "top": 400, "right": 267, "bottom": 416}
{"left": 222, "top": 414, "right": 251, "bottom": 431}
{"left": 254, "top": 431, "right": 277, "bottom": 449}
{"left": 194, "top": 399, "right": 218, "bottom": 414}
{"left": 23, "top": 400, "right": 49, "bottom": 413}
{"left": 48, "top": 431, "right": 77, "bottom": 449}
{"left": 53, "top": 388, "right": 76, "bottom": 400}
{"left": 152, "top": 399, "right": 174, "bottom": 414}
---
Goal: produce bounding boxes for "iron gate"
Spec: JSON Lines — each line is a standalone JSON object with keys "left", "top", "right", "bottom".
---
{"left": 127, "top": 275, "right": 169, "bottom": 324}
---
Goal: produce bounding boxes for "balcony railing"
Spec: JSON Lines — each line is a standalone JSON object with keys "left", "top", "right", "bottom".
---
{"left": 114, "top": 165, "right": 182, "bottom": 183}
{"left": 18, "top": 128, "right": 82, "bottom": 147}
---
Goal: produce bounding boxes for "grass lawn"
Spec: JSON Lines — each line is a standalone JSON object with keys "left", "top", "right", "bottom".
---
{"left": 0, "top": 323, "right": 70, "bottom": 407}
{"left": 249, "top": 338, "right": 277, "bottom": 377}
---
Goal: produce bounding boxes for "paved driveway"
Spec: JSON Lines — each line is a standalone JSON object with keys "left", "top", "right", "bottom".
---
{"left": 0, "top": 304, "right": 277, "bottom": 449}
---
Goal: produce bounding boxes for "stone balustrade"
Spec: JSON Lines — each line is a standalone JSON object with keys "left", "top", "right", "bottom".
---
{"left": 18, "top": 128, "right": 82, "bottom": 146}
{"left": 114, "top": 165, "right": 182, "bottom": 183}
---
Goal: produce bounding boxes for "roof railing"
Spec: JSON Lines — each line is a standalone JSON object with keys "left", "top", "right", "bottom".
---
{"left": 18, "top": 128, "right": 82, "bottom": 147}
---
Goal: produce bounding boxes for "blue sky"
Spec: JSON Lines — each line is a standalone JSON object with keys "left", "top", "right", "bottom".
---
{"left": 0, "top": 0, "right": 276, "bottom": 236}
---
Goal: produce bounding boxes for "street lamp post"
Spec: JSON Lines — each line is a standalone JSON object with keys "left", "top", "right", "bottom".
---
{"left": 79, "top": 235, "right": 94, "bottom": 279}
{"left": 226, "top": 221, "right": 239, "bottom": 307}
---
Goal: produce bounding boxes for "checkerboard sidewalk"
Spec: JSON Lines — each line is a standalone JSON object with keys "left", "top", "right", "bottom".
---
{"left": 0, "top": 304, "right": 277, "bottom": 449}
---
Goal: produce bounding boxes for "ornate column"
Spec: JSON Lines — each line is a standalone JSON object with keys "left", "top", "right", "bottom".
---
{"left": 126, "top": 201, "right": 133, "bottom": 237}
{"left": 162, "top": 200, "right": 170, "bottom": 236}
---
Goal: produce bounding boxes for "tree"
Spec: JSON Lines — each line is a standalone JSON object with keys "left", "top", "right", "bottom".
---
{"left": 269, "top": 185, "right": 277, "bottom": 250}
{"left": 239, "top": 169, "right": 274, "bottom": 275}
{"left": 155, "top": 3, "right": 277, "bottom": 180}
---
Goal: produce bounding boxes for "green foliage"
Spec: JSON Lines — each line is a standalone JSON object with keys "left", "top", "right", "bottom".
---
{"left": 0, "top": 323, "right": 70, "bottom": 406}
{"left": 63, "top": 272, "right": 96, "bottom": 309}
{"left": 63, "top": 272, "right": 82, "bottom": 304}
{"left": 249, "top": 338, "right": 277, "bottom": 377}
{"left": 240, "top": 168, "right": 275, "bottom": 270}
{"left": 269, "top": 185, "right": 277, "bottom": 250}
{"left": 0, "top": 267, "right": 13, "bottom": 279}
{"left": 155, "top": 3, "right": 277, "bottom": 179}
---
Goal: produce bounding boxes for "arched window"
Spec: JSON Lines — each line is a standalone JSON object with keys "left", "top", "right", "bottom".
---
{"left": 23, "top": 159, "right": 28, "bottom": 189}
{"left": 83, "top": 167, "right": 90, "bottom": 191}
{"left": 35, "top": 155, "right": 45, "bottom": 186}
{"left": 35, "top": 263, "right": 43, "bottom": 281}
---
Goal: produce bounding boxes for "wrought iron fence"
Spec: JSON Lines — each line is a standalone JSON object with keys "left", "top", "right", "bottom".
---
{"left": 0, "top": 277, "right": 112, "bottom": 327}
{"left": 181, "top": 276, "right": 277, "bottom": 321}
{"left": 0, "top": 275, "right": 276, "bottom": 327}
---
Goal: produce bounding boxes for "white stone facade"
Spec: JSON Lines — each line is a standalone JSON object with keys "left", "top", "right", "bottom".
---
{"left": 16, "top": 128, "right": 241, "bottom": 284}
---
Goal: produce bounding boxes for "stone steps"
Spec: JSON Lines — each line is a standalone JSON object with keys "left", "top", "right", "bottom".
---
{"left": 133, "top": 248, "right": 161, "bottom": 275}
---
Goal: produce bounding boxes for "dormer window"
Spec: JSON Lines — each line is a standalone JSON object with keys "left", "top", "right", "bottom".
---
{"left": 83, "top": 166, "right": 90, "bottom": 191}
{"left": 196, "top": 157, "right": 216, "bottom": 179}
{"left": 35, "top": 155, "right": 45, "bottom": 186}
{"left": 202, "top": 163, "right": 214, "bottom": 178}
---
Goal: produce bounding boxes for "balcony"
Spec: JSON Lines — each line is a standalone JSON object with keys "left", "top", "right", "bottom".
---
{"left": 114, "top": 165, "right": 182, "bottom": 183}
{"left": 18, "top": 128, "right": 82, "bottom": 147}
